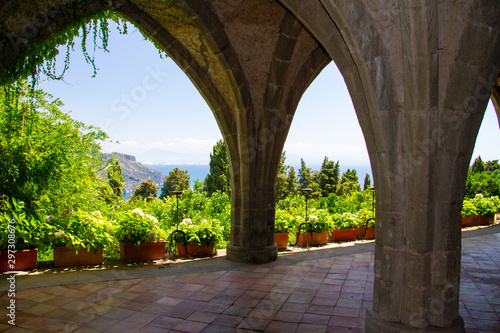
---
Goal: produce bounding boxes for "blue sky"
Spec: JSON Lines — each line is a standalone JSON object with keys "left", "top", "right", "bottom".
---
{"left": 38, "top": 22, "right": 500, "bottom": 167}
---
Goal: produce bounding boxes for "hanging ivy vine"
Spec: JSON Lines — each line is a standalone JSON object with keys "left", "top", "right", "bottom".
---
{"left": 0, "top": 6, "right": 175, "bottom": 86}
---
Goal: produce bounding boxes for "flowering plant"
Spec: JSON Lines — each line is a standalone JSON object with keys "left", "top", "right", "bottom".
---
{"left": 355, "top": 209, "right": 375, "bottom": 228}
{"left": 307, "top": 209, "right": 331, "bottom": 233}
{"left": 171, "top": 218, "right": 220, "bottom": 245}
{"left": 115, "top": 208, "right": 165, "bottom": 246}
{"left": 275, "top": 210, "right": 293, "bottom": 233}
{"left": 462, "top": 195, "right": 500, "bottom": 217}
{"left": 51, "top": 211, "right": 114, "bottom": 254}
{"left": 331, "top": 212, "right": 358, "bottom": 230}
{"left": 0, "top": 198, "right": 53, "bottom": 252}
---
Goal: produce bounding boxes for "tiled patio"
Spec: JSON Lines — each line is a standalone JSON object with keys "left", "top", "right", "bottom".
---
{"left": 1, "top": 225, "right": 499, "bottom": 332}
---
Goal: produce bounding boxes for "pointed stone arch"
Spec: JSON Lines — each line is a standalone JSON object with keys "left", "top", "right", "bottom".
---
{"left": 2, "top": 1, "right": 500, "bottom": 331}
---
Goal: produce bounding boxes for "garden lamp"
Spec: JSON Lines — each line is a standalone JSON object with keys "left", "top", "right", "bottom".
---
{"left": 370, "top": 186, "right": 375, "bottom": 218}
{"left": 302, "top": 188, "right": 313, "bottom": 223}
{"left": 172, "top": 190, "right": 184, "bottom": 229}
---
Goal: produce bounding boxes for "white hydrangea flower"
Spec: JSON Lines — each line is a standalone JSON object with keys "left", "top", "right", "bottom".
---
{"left": 131, "top": 208, "right": 145, "bottom": 217}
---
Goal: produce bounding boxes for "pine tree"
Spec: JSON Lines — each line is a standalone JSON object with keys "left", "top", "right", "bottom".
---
{"left": 160, "top": 167, "right": 190, "bottom": 198}
{"left": 286, "top": 167, "right": 299, "bottom": 197}
{"left": 204, "top": 139, "right": 231, "bottom": 196}
{"left": 131, "top": 179, "right": 158, "bottom": 201}
{"left": 298, "top": 158, "right": 313, "bottom": 189}
{"left": 275, "top": 152, "right": 290, "bottom": 201}
{"left": 363, "top": 173, "right": 372, "bottom": 191}
{"left": 106, "top": 158, "right": 124, "bottom": 198}
{"left": 471, "top": 156, "right": 486, "bottom": 173}
{"left": 318, "top": 156, "right": 340, "bottom": 196}
{"left": 337, "top": 169, "right": 361, "bottom": 196}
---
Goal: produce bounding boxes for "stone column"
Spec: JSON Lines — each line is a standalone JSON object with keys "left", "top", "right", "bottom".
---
{"left": 363, "top": 2, "right": 500, "bottom": 332}
{"left": 279, "top": 0, "right": 500, "bottom": 331}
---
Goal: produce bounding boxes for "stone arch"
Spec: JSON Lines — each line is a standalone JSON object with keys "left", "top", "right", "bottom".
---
{"left": 2, "top": 1, "right": 500, "bottom": 332}
{"left": 279, "top": 1, "right": 500, "bottom": 331}
{"left": 0, "top": 0, "right": 331, "bottom": 263}
{"left": 491, "top": 74, "right": 500, "bottom": 129}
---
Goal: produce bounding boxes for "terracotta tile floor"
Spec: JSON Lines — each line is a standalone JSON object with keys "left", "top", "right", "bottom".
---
{"left": 1, "top": 225, "right": 500, "bottom": 332}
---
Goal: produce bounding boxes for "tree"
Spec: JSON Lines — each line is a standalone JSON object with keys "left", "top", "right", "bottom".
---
{"left": 363, "top": 173, "right": 372, "bottom": 191}
{"left": 204, "top": 140, "right": 231, "bottom": 196}
{"left": 130, "top": 179, "right": 158, "bottom": 202}
{"left": 318, "top": 156, "right": 340, "bottom": 197}
{"left": 337, "top": 169, "right": 361, "bottom": 196}
{"left": 298, "top": 159, "right": 313, "bottom": 189}
{"left": 160, "top": 167, "right": 190, "bottom": 198}
{"left": 275, "top": 152, "right": 290, "bottom": 201}
{"left": 106, "top": 158, "right": 124, "bottom": 199}
{"left": 286, "top": 167, "right": 299, "bottom": 197}
{"left": 485, "top": 160, "right": 500, "bottom": 172}
{"left": 0, "top": 81, "right": 108, "bottom": 216}
{"left": 471, "top": 156, "right": 486, "bottom": 173}
{"left": 298, "top": 159, "right": 320, "bottom": 197}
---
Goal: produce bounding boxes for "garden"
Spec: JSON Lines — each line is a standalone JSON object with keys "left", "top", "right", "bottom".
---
{"left": 1, "top": 80, "right": 500, "bottom": 271}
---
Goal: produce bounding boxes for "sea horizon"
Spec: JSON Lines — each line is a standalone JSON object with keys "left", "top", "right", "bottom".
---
{"left": 145, "top": 163, "right": 373, "bottom": 186}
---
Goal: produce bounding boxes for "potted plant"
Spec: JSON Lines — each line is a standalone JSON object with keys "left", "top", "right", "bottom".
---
{"left": 330, "top": 212, "right": 359, "bottom": 242}
{"left": 274, "top": 210, "right": 292, "bottom": 250}
{"left": 170, "top": 219, "right": 219, "bottom": 257}
{"left": 356, "top": 209, "right": 375, "bottom": 240}
{"left": 297, "top": 209, "right": 330, "bottom": 246}
{"left": 115, "top": 208, "right": 166, "bottom": 262}
{"left": 461, "top": 198, "right": 477, "bottom": 227}
{"left": 51, "top": 211, "right": 114, "bottom": 267}
{"left": 0, "top": 199, "right": 52, "bottom": 271}
{"left": 473, "top": 195, "right": 498, "bottom": 225}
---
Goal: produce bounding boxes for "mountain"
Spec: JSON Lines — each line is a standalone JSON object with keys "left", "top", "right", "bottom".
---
{"left": 102, "top": 152, "right": 164, "bottom": 194}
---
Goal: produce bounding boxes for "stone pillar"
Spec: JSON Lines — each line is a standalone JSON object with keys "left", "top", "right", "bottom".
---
{"left": 491, "top": 76, "right": 500, "bottom": 130}
{"left": 279, "top": 0, "right": 500, "bottom": 331}
{"left": 363, "top": 2, "right": 500, "bottom": 332}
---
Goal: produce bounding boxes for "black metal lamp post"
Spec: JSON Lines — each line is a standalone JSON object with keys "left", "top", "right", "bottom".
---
{"left": 302, "top": 188, "right": 313, "bottom": 249}
{"left": 169, "top": 190, "right": 187, "bottom": 257}
{"left": 302, "top": 188, "right": 313, "bottom": 222}
{"left": 172, "top": 190, "right": 184, "bottom": 229}
{"left": 370, "top": 186, "right": 375, "bottom": 218}
{"left": 289, "top": 188, "right": 313, "bottom": 248}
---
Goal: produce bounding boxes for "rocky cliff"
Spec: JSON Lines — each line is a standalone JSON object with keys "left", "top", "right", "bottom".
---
{"left": 102, "top": 153, "right": 163, "bottom": 194}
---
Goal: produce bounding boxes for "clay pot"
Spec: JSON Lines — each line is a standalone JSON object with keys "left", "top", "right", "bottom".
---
{"left": 330, "top": 228, "right": 360, "bottom": 242}
{"left": 176, "top": 242, "right": 215, "bottom": 257}
{"left": 297, "top": 232, "right": 328, "bottom": 246}
{"left": 274, "top": 232, "right": 290, "bottom": 250}
{"left": 476, "top": 214, "right": 495, "bottom": 226}
{"left": 120, "top": 241, "right": 166, "bottom": 262}
{"left": 0, "top": 248, "right": 38, "bottom": 271}
{"left": 54, "top": 246, "right": 103, "bottom": 267}
{"left": 358, "top": 226, "right": 375, "bottom": 240}
{"left": 461, "top": 216, "right": 475, "bottom": 228}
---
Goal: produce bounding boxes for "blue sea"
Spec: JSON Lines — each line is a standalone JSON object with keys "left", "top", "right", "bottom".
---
{"left": 123, "top": 164, "right": 372, "bottom": 200}
{"left": 145, "top": 164, "right": 210, "bottom": 186}
{"left": 144, "top": 164, "right": 372, "bottom": 188}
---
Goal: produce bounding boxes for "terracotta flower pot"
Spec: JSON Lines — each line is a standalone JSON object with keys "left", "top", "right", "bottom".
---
{"left": 274, "top": 232, "right": 289, "bottom": 250}
{"left": 358, "top": 226, "right": 375, "bottom": 240}
{"left": 54, "top": 247, "right": 103, "bottom": 267}
{"left": 476, "top": 214, "right": 495, "bottom": 226}
{"left": 120, "top": 241, "right": 166, "bottom": 262}
{"left": 0, "top": 248, "right": 38, "bottom": 271}
{"left": 176, "top": 242, "right": 214, "bottom": 257}
{"left": 331, "top": 228, "right": 360, "bottom": 242}
{"left": 461, "top": 216, "right": 475, "bottom": 228}
{"left": 297, "top": 232, "right": 328, "bottom": 246}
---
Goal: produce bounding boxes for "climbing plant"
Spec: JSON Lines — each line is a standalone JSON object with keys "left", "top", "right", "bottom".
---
{"left": 0, "top": 3, "right": 181, "bottom": 86}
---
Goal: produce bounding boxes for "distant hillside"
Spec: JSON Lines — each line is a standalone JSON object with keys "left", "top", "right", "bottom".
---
{"left": 102, "top": 153, "right": 164, "bottom": 194}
